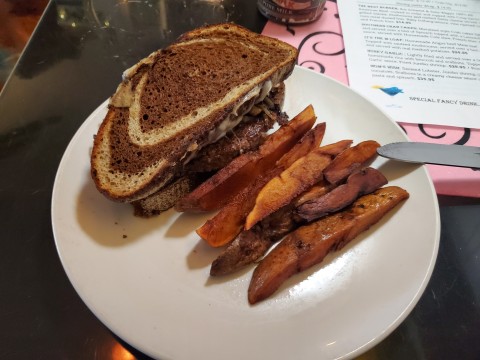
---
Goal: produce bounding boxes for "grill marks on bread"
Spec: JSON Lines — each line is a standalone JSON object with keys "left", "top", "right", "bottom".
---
{"left": 91, "top": 23, "right": 298, "bottom": 202}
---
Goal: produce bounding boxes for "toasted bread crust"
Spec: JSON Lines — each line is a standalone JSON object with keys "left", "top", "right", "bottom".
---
{"left": 91, "top": 23, "right": 298, "bottom": 202}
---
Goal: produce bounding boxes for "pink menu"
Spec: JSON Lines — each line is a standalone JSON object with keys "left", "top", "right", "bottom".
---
{"left": 261, "top": 1, "right": 480, "bottom": 198}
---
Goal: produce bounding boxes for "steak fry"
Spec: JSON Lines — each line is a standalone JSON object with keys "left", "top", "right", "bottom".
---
{"left": 248, "top": 186, "right": 409, "bottom": 304}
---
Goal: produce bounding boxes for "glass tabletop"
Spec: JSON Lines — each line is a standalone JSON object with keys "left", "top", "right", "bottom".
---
{"left": 1, "top": 1, "right": 479, "bottom": 359}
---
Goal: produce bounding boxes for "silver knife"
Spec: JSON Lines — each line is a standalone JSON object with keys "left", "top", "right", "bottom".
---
{"left": 377, "top": 142, "right": 480, "bottom": 169}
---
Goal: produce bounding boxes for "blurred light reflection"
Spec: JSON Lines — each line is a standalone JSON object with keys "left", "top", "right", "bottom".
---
{"left": 111, "top": 342, "right": 135, "bottom": 360}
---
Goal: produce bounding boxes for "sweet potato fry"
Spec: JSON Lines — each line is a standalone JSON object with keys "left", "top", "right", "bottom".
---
{"left": 323, "top": 140, "right": 380, "bottom": 185}
{"left": 293, "top": 180, "right": 333, "bottom": 206}
{"left": 248, "top": 186, "right": 409, "bottom": 304}
{"left": 196, "top": 120, "right": 326, "bottom": 247}
{"left": 209, "top": 180, "right": 333, "bottom": 275}
{"left": 244, "top": 139, "right": 353, "bottom": 230}
{"left": 210, "top": 229, "right": 272, "bottom": 276}
{"left": 196, "top": 173, "right": 273, "bottom": 247}
{"left": 175, "top": 105, "right": 317, "bottom": 212}
{"left": 209, "top": 152, "right": 385, "bottom": 275}
{"left": 209, "top": 167, "right": 388, "bottom": 276}
{"left": 245, "top": 149, "right": 332, "bottom": 230}
{"left": 309, "top": 139, "right": 352, "bottom": 157}
{"left": 276, "top": 122, "right": 326, "bottom": 168}
{"left": 296, "top": 167, "right": 388, "bottom": 221}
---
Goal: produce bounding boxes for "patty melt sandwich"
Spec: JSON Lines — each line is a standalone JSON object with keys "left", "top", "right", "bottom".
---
{"left": 90, "top": 23, "right": 298, "bottom": 214}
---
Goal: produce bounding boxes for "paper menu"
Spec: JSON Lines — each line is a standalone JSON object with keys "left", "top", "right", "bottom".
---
{"left": 261, "top": 0, "right": 480, "bottom": 198}
{"left": 337, "top": 0, "right": 480, "bottom": 129}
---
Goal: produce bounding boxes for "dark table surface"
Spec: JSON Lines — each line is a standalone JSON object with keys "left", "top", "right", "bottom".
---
{"left": 1, "top": 0, "right": 480, "bottom": 359}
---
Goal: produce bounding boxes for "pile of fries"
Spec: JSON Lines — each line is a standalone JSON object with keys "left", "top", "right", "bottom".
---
{"left": 176, "top": 105, "right": 409, "bottom": 304}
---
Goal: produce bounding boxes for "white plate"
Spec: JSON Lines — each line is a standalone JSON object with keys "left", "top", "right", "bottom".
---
{"left": 52, "top": 66, "right": 440, "bottom": 360}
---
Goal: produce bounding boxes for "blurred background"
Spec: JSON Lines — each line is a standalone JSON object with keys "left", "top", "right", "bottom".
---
{"left": 0, "top": 0, "right": 49, "bottom": 91}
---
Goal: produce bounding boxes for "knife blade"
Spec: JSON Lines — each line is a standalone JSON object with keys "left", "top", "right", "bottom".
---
{"left": 377, "top": 142, "right": 480, "bottom": 169}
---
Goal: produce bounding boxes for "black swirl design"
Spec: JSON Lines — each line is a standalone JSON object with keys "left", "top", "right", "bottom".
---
{"left": 453, "top": 128, "right": 471, "bottom": 145}
{"left": 282, "top": 0, "right": 344, "bottom": 67}
{"left": 298, "top": 31, "right": 345, "bottom": 57}
{"left": 299, "top": 60, "right": 326, "bottom": 73}
{"left": 419, "top": 124, "right": 472, "bottom": 145}
{"left": 418, "top": 124, "right": 446, "bottom": 139}
{"left": 295, "top": 31, "right": 345, "bottom": 74}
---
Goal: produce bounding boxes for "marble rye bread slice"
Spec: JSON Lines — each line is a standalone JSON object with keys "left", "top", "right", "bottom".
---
{"left": 132, "top": 83, "right": 287, "bottom": 217}
{"left": 90, "top": 23, "right": 298, "bottom": 203}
